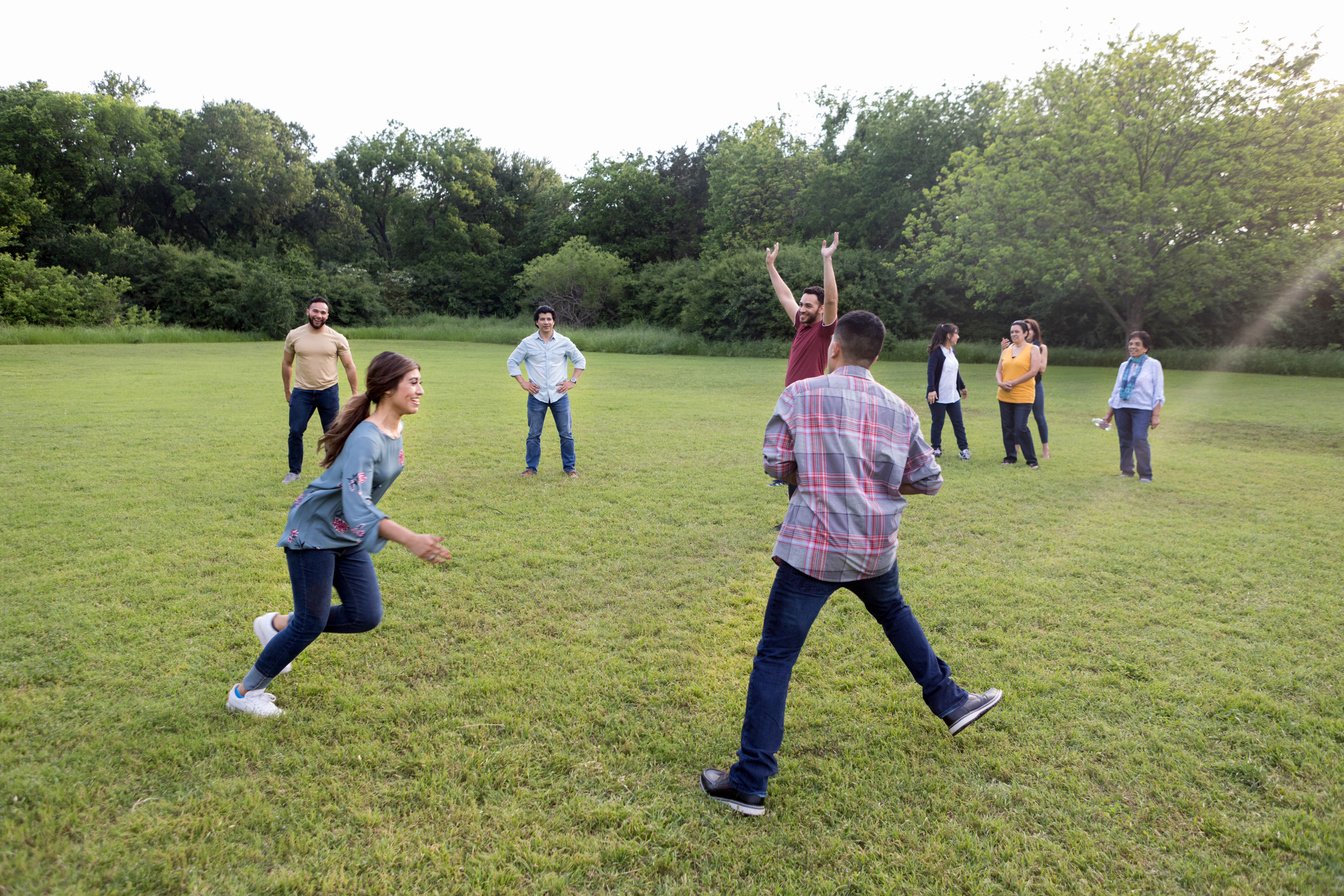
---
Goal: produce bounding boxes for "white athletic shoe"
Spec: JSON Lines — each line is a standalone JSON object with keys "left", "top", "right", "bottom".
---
{"left": 282, "top": 472, "right": 301, "bottom": 484}
{"left": 253, "top": 612, "right": 293, "bottom": 674}
{"left": 959, "top": 449, "right": 971, "bottom": 460}
{"left": 226, "top": 685, "right": 283, "bottom": 718}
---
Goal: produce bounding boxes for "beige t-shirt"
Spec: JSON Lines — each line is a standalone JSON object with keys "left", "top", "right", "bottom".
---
{"left": 285, "top": 325, "right": 351, "bottom": 390}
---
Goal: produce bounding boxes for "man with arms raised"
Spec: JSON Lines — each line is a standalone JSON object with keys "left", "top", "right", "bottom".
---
{"left": 701, "top": 310, "right": 1003, "bottom": 816}
{"left": 767, "top": 232, "right": 840, "bottom": 387}
{"left": 766, "top": 233, "right": 839, "bottom": 506}
{"left": 282, "top": 296, "right": 358, "bottom": 484}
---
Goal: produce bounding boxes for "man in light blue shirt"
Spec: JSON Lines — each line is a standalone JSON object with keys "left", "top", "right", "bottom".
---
{"left": 507, "top": 305, "right": 587, "bottom": 477}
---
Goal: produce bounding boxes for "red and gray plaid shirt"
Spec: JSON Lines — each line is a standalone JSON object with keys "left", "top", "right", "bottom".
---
{"left": 765, "top": 366, "right": 942, "bottom": 582}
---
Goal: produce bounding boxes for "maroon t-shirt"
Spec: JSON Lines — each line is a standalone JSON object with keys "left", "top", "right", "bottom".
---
{"left": 784, "top": 310, "right": 836, "bottom": 385}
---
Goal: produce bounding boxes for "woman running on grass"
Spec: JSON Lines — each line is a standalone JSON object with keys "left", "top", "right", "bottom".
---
{"left": 227, "top": 351, "right": 450, "bottom": 718}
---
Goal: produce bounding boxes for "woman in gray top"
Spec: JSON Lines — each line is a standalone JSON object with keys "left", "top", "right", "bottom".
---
{"left": 227, "top": 351, "right": 450, "bottom": 718}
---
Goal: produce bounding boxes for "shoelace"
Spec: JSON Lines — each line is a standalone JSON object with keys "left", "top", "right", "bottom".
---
{"left": 246, "top": 690, "right": 277, "bottom": 704}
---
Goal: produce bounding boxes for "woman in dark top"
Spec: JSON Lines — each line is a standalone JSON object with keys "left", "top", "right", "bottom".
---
{"left": 925, "top": 323, "right": 970, "bottom": 460}
{"left": 1024, "top": 318, "right": 1050, "bottom": 459}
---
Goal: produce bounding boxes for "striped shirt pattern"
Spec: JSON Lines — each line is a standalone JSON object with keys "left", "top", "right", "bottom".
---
{"left": 765, "top": 366, "right": 942, "bottom": 582}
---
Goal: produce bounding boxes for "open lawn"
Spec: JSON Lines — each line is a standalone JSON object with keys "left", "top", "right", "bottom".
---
{"left": 1, "top": 341, "right": 1341, "bottom": 895}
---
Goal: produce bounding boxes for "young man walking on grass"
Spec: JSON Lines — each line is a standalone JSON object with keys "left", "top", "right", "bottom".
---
{"left": 507, "top": 305, "right": 587, "bottom": 478}
{"left": 701, "top": 310, "right": 1003, "bottom": 816}
{"left": 281, "top": 296, "right": 358, "bottom": 484}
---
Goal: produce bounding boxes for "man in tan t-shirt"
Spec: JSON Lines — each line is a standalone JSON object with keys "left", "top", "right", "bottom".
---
{"left": 281, "top": 297, "right": 358, "bottom": 483}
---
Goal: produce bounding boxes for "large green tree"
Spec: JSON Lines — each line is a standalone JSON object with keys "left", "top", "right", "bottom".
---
{"left": 799, "top": 86, "right": 999, "bottom": 250}
{"left": 704, "top": 118, "right": 820, "bottom": 252}
{"left": 176, "top": 100, "right": 317, "bottom": 248}
{"left": 909, "top": 33, "right": 1344, "bottom": 342}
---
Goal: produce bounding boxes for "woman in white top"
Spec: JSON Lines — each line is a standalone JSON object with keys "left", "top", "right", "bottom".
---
{"left": 925, "top": 323, "right": 970, "bottom": 460}
{"left": 1100, "top": 330, "right": 1165, "bottom": 482}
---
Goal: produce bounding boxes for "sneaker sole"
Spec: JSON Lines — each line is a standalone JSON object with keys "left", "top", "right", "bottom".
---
{"left": 701, "top": 781, "right": 766, "bottom": 816}
{"left": 948, "top": 690, "right": 1003, "bottom": 736}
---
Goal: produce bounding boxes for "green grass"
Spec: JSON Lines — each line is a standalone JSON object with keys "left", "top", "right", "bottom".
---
{"left": 1, "top": 341, "right": 1341, "bottom": 895}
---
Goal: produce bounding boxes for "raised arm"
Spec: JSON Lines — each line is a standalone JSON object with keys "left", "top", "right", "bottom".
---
{"left": 765, "top": 242, "right": 800, "bottom": 322}
{"left": 820, "top": 232, "right": 839, "bottom": 326}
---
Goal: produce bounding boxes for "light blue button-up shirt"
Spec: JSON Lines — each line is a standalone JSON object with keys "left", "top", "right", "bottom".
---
{"left": 507, "top": 330, "right": 587, "bottom": 403}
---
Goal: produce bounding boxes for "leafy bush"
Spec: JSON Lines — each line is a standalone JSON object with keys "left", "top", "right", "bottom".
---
{"left": 515, "top": 236, "right": 629, "bottom": 326}
{"left": 0, "top": 253, "right": 127, "bottom": 325}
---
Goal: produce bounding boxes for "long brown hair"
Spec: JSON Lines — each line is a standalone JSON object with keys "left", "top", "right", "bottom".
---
{"left": 317, "top": 351, "right": 419, "bottom": 468}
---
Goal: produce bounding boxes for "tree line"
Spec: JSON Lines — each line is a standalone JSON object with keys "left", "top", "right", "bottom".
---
{"left": 3, "top": 33, "right": 1342, "bottom": 348}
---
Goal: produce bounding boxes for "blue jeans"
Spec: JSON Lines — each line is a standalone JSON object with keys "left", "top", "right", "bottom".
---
{"left": 929, "top": 401, "right": 969, "bottom": 452}
{"left": 526, "top": 394, "right": 576, "bottom": 472}
{"left": 288, "top": 385, "right": 340, "bottom": 474}
{"left": 728, "top": 560, "right": 969, "bottom": 797}
{"left": 1031, "top": 383, "right": 1049, "bottom": 445}
{"left": 999, "top": 401, "right": 1037, "bottom": 464}
{"left": 244, "top": 547, "right": 383, "bottom": 687}
{"left": 1113, "top": 407, "right": 1154, "bottom": 479}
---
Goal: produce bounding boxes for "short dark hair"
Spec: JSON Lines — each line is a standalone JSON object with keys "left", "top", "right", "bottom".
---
{"left": 534, "top": 305, "right": 556, "bottom": 323}
{"left": 307, "top": 296, "right": 330, "bottom": 311}
{"left": 834, "top": 310, "right": 885, "bottom": 364}
{"left": 800, "top": 286, "right": 824, "bottom": 303}
{"left": 1128, "top": 330, "right": 1152, "bottom": 350}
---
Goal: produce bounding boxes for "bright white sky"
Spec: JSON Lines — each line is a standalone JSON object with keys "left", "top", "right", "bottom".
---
{"left": 4, "top": 1, "right": 1339, "bottom": 178}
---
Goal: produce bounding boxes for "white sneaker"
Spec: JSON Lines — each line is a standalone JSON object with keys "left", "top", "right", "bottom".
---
{"left": 959, "top": 449, "right": 971, "bottom": 460}
{"left": 282, "top": 472, "right": 301, "bottom": 484}
{"left": 254, "top": 612, "right": 293, "bottom": 674}
{"left": 226, "top": 685, "right": 283, "bottom": 717}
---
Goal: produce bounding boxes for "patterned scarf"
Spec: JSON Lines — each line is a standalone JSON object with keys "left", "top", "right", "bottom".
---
{"left": 1119, "top": 354, "right": 1147, "bottom": 400}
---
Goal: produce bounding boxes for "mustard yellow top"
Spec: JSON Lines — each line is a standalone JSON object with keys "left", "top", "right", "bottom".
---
{"left": 998, "top": 344, "right": 1037, "bottom": 404}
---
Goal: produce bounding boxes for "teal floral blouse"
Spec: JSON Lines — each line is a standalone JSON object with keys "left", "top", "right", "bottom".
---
{"left": 278, "top": 420, "right": 405, "bottom": 554}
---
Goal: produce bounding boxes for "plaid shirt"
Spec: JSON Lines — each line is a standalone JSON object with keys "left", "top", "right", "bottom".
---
{"left": 765, "top": 366, "right": 942, "bottom": 582}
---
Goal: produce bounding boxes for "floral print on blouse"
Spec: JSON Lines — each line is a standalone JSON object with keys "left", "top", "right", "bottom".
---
{"left": 278, "top": 420, "right": 405, "bottom": 553}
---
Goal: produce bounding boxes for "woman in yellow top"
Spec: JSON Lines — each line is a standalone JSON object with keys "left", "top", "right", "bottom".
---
{"left": 995, "top": 320, "right": 1043, "bottom": 468}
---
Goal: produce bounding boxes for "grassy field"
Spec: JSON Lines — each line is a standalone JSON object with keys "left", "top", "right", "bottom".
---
{"left": 1, "top": 341, "right": 1341, "bottom": 895}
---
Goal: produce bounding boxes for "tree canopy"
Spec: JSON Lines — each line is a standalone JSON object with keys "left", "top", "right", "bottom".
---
{"left": 3, "top": 36, "right": 1342, "bottom": 348}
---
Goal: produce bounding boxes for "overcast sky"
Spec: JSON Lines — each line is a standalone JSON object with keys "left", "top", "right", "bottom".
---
{"left": 4, "top": 1, "right": 1338, "bottom": 178}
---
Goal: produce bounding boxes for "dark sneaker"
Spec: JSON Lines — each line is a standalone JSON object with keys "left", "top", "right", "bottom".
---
{"left": 700, "top": 768, "right": 765, "bottom": 816}
{"left": 1001, "top": 457, "right": 1016, "bottom": 465}
{"left": 521, "top": 469, "right": 537, "bottom": 478}
{"left": 943, "top": 688, "right": 1003, "bottom": 736}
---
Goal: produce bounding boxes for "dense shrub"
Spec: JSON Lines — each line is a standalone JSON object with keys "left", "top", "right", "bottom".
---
{"left": 0, "top": 252, "right": 126, "bottom": 325}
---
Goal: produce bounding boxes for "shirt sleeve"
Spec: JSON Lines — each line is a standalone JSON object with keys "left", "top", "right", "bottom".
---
{"left": 334, "top": 431, "right": 390, "bottom": 554}
{"left": 1151, "top": 360, "right": 1165, "bottom": 407}
{"left": 762, "top": 391, "right": 796, "bottom": 480}
{"left": 900, "top": 412, "right": 943, "bottom": 496}
{"left": 567, "top": 339, "right": 587, "bottom": 371}
{"left": 507, "top": 339, "right": 529, "bottom": 377}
